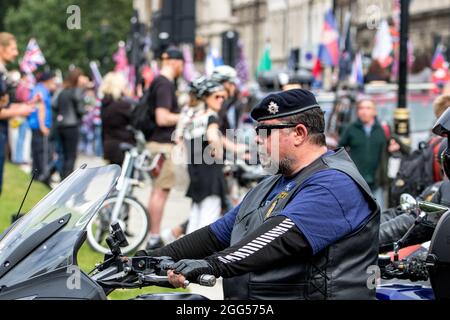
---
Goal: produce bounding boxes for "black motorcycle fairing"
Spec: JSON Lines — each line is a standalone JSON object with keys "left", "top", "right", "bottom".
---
{"left": 0, "top": 267, "right": 107, "bottom": 300}
{"left": 72, "top": 230, "right": 87, "bottom": 267}
{"left": 0, "top": 165, "right": 121, "bottom": 296}
{"left": 0, "top": 164, "right": 216, "bottom": 300}
{"left": 0, "top": 214, "right": 71, "bottom": 279}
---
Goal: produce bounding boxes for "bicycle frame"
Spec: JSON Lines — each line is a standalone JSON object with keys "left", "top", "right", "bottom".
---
{"left": 110, "top": 129, "right": 151, "bottom": 226}
{"left": 110, "top": 150, "right": 137, "bottom": 226}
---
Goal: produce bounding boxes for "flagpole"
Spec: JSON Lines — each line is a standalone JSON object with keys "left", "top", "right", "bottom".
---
{"left": 395, "top": 0, "right": 411, "bottom": 146}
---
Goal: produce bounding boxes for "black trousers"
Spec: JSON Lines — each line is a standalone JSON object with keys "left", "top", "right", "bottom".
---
{"left": 58, "top": 126, "right": 79, "bottom": 180}
{"left": 31, "top": 130, "right": 52, "bottom": 180}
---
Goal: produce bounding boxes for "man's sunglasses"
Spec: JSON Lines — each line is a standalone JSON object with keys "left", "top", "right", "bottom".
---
{"left": 255, "top": 123, "right": 298, "bottom": 136}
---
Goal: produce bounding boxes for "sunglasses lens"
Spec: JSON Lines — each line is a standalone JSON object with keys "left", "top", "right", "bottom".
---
{"left": 256, "top": 127, "right": 271, "bottom": 137}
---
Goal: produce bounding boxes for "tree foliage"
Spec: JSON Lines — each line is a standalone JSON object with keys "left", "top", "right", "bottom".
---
{"left": 0, "top": 0, "right": 21, "bottom": 31}
{"left": 4, "top": 0, "right": 134, "bottom": 74}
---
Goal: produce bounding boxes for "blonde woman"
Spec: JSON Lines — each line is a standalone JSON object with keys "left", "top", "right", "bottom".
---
{"left": 100, "top": 72, "right": 134, "bottom": 165}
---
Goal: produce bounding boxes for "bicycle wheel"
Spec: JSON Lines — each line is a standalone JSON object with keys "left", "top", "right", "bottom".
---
{"left": 87, "top": 196, "right": 149, "bottom": 255}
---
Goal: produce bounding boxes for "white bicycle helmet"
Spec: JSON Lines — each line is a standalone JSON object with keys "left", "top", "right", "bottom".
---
{"left": 189, "top": 76, "right": 208, "bottom": 99}
{"left": 211, "top": 65, "right": 238, "bottom": 84}
{"left": 199, "top": 78, "right": 224, "bottom": 97}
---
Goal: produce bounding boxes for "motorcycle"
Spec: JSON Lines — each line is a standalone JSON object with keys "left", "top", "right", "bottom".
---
{"left": 0, "top": 165, "right": 216, "bottom": 300}
{"left": 376, "top": 194, "right": 450, "bottom": 300}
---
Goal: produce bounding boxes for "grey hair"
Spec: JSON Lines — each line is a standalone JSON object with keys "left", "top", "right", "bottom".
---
{"left": 278, "top": 107, "right": 326, "bottom": 146}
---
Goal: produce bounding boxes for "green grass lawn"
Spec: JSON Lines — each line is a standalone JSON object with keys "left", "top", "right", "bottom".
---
{"left": 0, "top": 162, "right": 185, "bottom": 300}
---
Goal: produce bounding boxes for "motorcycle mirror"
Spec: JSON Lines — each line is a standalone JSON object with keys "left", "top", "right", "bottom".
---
{"left": 418, "top": 201, "right": 449, "bottom": 214}
{"left": 417, "top": 200, "right": 449, "bottom": 226}
{"left": 106, "top": 223, "right": 129, "bottom": 256}
{"left": 400, "top": 193, "right": 417, "bottom": 211}
{"left": 433, "top": 107, "right": 450, "bottom": 137}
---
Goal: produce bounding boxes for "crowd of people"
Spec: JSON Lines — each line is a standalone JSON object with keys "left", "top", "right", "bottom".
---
{"left": 1, "top": 38, "right": 252, "bottom": 251}
{"left": 339, "top": 92, "right": 450, "bottom": 211}
{"left": 1, "top": 32, "right": 104, "bottom": 191}
{"left": 4, "top": 28, "right": 450, "bottom": 299}
{"left": 141, "top": 49, "right": 249, "bottom": 249}
{"left": 364, "top": 51, "right": 448, "bottom": 89}
{"left": 2, "top": 30, "right": 449, "bottom": 236}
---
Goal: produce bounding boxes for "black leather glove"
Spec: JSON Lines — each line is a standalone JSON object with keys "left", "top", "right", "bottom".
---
{"left": 169, "top": 259, "right": 216, "bottom": 282}
{"left": 379, "top": 213, "right": 416, "bottom": 250}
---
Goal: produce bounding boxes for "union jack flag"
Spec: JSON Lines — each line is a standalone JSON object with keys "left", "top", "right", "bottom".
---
{"left": 20, "top": 38, "right": 46, "bottom": 74}
{"left": 317, "top": 9, "right": 340, "bottom": 67}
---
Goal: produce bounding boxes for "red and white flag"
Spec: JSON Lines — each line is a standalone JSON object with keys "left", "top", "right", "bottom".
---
{"left": 372, "top": 20, "right": 393, "bottom": 69}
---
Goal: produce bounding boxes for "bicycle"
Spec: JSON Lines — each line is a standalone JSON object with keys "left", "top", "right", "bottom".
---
{"left": 86, "top": 128, "right": 164, "bottom": 255}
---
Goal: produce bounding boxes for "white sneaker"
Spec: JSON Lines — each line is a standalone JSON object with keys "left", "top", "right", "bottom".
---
{"left": 160, "top": 228, "right": 177, "bottom": 245}
{"left": 146, "top": 234, "right": 163, "bottom": 250}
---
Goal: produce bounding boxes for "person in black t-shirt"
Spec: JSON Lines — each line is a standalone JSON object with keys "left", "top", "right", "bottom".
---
{"left": 145, "top": 48, "right": 184, "bottom": 250}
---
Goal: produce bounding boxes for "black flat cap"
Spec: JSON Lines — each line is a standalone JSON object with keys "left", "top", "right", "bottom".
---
{"left": 160, "top": 47, "right": 184, "bottom": 61}
{"left": 251, "top": 89, "right": 320, "bottom": 121}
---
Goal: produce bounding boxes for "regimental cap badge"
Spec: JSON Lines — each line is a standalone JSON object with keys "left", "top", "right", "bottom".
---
{"left": 268, "top": 101, "right": 279, "bottom": 115}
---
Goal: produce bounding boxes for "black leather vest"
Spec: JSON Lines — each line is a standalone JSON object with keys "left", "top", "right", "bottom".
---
{"left": 223, "top": 148, "right": 380, "bottom": 300}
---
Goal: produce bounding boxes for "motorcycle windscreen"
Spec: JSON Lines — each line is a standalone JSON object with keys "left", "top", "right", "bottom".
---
{"left": 0, "top": 165, "right": 120, "bottom": 288}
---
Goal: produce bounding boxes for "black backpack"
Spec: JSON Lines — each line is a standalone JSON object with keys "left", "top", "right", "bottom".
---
{"left": 131, "top": 83, "right": 157, "bottom": 141}
{"left": 390, "top": 138, "right": 442, "bottom": 205}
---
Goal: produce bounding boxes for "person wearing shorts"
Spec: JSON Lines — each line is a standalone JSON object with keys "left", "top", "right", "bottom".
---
{"left": 145, "top": 48, "right": 184, "bottom": 250}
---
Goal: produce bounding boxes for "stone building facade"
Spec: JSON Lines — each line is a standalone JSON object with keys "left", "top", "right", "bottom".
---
{"left": 335, "top": 0, "right": 450, "bottom": 56}
{"left": 134, "top": 0, "right": 450, "bottom": 77}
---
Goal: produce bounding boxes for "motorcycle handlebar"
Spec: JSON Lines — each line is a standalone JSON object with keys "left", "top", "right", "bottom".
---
{"left": 94, "top": 256, "right": 217, "bottom": 290}
{"left": 137, "top": 273, "right": 217, "bottom": 288}
{"left": 380, "top": 258, "right": 429, "bottom": 282}
{"left": 197, "top": 274, "right": 217, "bottom": 287}
{"left": 183, "top": 275, "right": 217, "bottom": 288}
